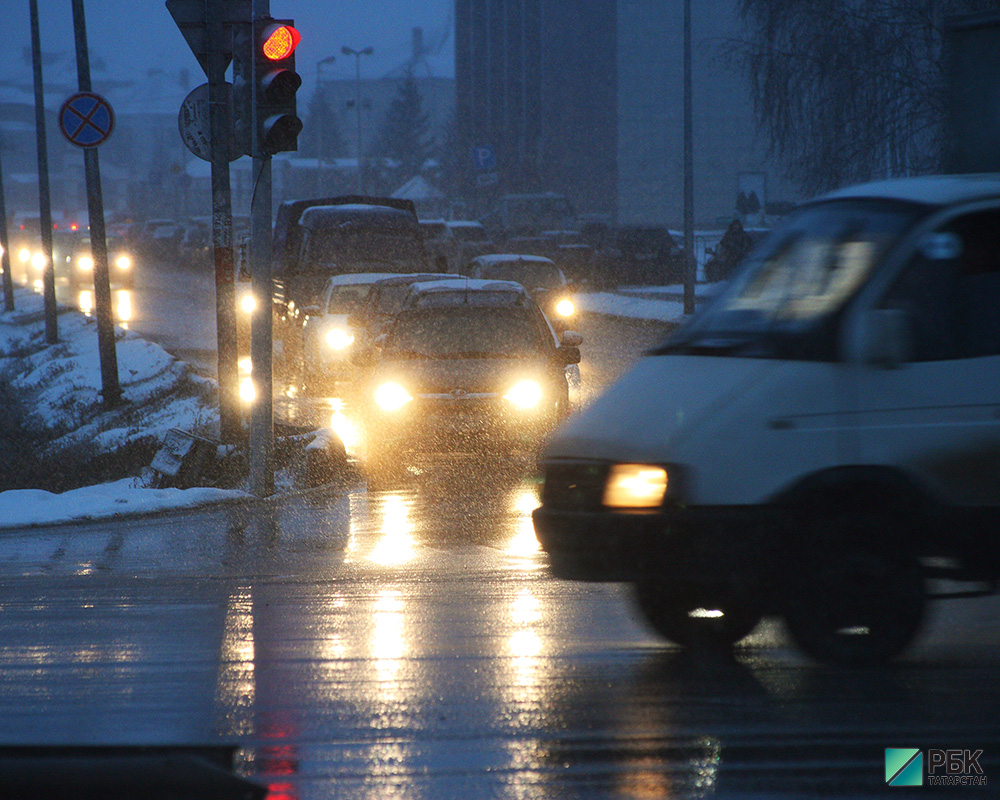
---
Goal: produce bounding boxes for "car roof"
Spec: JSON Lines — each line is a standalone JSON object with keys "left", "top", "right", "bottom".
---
{"left": 370, "top": 273, "right": 456, "bottom": 287}
{"left": 407, "top": 277, "right": 526, "bottom": 294}
{"left": 402, "top": 278, "right": 531, "bottom": 308}
{"left": 819, "top": 173, "right": 1000, "bottom": 207}
{"left": 445, "top": 220, "right": 485, "bottom": 228}
{"left": 471, "top": 254, "right": 556, "bottom": 267}
{"left": 323, "top": 272, "right": 400, "bottom": 288}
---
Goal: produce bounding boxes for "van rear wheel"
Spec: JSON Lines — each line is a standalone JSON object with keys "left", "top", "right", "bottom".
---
{"left": 632, "top": 582, "right": 762, "bottom": 649}
{"left": 783, "top": 513, "right": 926, "bottom": 666}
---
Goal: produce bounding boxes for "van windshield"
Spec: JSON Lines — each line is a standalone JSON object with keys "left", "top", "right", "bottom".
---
{"left": 665, "top": 199, "right": 924, "bottom": 356}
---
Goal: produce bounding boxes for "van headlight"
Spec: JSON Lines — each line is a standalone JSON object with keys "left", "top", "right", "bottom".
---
{"left": 504, "top": 379, "right": 543, "bottom": 409}
{"left": 240, "top": 292, "right": 256, "bottom": 314}
{"left": 325, "top": 328, "right": 355, "bottom": 350}
{"left": 555, "top": 298, "right": 575, "bottom": 317}
{"left": 115, "top": 255, "right": 131, "bottom": 270}
{"left": 78, "top": 256, "right": 94, "bottom": 271}
{"left": 375, "top": 381, "right": 412, "bottom": 412}
{"left": 602, "top": 464, "right": 669, "bottom": 509}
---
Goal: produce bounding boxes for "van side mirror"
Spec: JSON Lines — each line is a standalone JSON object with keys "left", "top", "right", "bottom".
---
{"left": 853, "top": 308, "right": 912, "bottom": 368}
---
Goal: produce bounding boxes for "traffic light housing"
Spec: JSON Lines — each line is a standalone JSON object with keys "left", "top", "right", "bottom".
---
{"left": 253, "top": 18, "right": 302, "bottom": 155}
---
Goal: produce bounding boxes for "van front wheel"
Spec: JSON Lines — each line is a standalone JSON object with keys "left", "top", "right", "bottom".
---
{"left": 632, "top": 582, "right": 763, "bottom": 649}
{"left": 783, "top": 515, "right": 926, "bottom": 666}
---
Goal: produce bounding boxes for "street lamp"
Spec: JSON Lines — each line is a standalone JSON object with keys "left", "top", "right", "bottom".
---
{"left": 341, "top": 45, "right": 374, "bottom": 193}
{"left": 315, "top": 55, "right": 337, "bottom": 193}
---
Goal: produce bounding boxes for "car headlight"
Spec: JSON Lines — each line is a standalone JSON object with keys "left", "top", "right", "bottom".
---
{"left": 375, "top": 381, "right": 412, "bottom": 412}
{"left": 240, "top": 293, "right": 256, "bottom": 314}
{"left": 115, "top": 255, "right": 131, "bottom": 270}
{"left": 555, "top": 298, "right": 575, "bottom": 317}
{"left": 78, "top": 256, "right": 94, "bottom": 271}
{"left": 18, "top": 248, "right": 31, "bottom": 263}
{"left": 504, "top": 379, "right": 543, "bottom": 409}
{"left": 31, "top": 252, "right": 46, "bottom": 270}
{"left": 325, "top": 328, "right": 355, "bottom": 350}
{"left": 602, "top": 463, "right": 669, "bottom": 509}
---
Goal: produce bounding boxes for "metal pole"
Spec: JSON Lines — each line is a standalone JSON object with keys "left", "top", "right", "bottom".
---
{"left": 207, "top": 0, "right": 241, "bottom": 443}
{"left": 71, "top": 0, "right": 122, "bottom": 408}
{"left": 249, "top": 0, "right": 274, "bottom": 498}
{"left": 248, "top": 157, "right": 274, "bottom": 498}
{"left": 0, "top": 147, "right": 14, "bottom": 312}
{"left": 354, "top": 54, "right": 364, "bottom": 194}
{"left": 29, "top": 0, "right": 57, "bottom": 343}
{"left": 682, "top": 0, "right": 696, "bottom": 315}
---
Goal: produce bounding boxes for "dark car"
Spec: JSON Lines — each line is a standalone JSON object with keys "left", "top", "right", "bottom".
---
{"left": 348, "top": 272, "right": 461, "bottom": 351}
{"left": 361, "top": 278, "right": 582, "bottom": 474}
{"left": 467, "top": 254, "right": 577, "bottom": 331}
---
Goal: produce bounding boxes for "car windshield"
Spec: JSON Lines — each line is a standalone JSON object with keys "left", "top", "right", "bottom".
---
{"left": 668, "top": 199, "right": 923, "bottom": 351}
{"left": 385, "top": 307, "right": 545, "bottom": 359}
{"left": 448, "top": 225, "right": 485, "bottom": 243}
{"left": 327, "top": 284, "right": 372, "bottom": 314}
{"left": 420, "top": 222, "right": 448, "bottom": 238}
{"left": 479, "top": 262, "right": 563, "bottom": 289}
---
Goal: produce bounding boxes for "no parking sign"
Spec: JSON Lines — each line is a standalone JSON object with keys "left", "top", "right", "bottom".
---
{"left": 59, "top": 92, "right": 115, "bottom": 148}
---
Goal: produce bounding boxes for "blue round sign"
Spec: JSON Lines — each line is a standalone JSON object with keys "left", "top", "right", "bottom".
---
{"left": 59, "top": 92, "right": 115, "bottom": 147}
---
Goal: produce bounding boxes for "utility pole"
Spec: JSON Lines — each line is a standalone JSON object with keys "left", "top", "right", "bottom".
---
{"left": 682, "top": 0, "right": 696, "bottom": 315}
{"left": 342, "top": 45, "right": 373, "bottom": 194}
{"left": 71, "top": 0, "right": 122, "bottom": 408}
{"left": 29, "top": 0, "right": 57, "bottom": 344}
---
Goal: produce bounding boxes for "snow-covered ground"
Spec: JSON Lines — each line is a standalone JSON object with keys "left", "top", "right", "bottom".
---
{"left": 0, "top": 287, "right": 246, "bottom": 529}
{"left": 0, "top": 283, "right": 707, "bottom": 530}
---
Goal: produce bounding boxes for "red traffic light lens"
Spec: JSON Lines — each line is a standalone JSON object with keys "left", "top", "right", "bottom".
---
{"left": 262, "top": 25, "right": 301, "bottom": 60}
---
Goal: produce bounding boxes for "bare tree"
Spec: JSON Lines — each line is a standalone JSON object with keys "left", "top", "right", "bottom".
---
{"left": 731, "top": 0, "right": 1000, "bottom": 195}
{"left": 370, "top": 69, "right": 434, "bottom": 183}
{"left": 300, "top": 87, "right": 347, "bottom": 161}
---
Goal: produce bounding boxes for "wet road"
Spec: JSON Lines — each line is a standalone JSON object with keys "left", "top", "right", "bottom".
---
{"left": 2, "top": 463, "right": 1000, "bottom": 798}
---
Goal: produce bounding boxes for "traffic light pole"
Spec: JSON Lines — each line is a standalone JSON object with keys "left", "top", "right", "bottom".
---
{"left": 248, "top": 155, "right": 274, "bottom": 498}
{"left": 207, "top": 0, "right": 241, "bottom": 444}
{"left": 248, "top": 0, "right": 275, "bottom": 498}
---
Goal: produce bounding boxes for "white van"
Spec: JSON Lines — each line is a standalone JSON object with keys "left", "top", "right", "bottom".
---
{"left": 532, "top": 174, "right": 1000, "bottom": 666}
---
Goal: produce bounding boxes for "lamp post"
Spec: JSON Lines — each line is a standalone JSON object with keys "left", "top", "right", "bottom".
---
{"left": 342, "top": 45, "right": 374, "bottom": 193}
{"left": 315, "top": 55, "right": 337, "bottom": 194}
{"left": 682, "top": 0, "right": 695, "bottom": 315}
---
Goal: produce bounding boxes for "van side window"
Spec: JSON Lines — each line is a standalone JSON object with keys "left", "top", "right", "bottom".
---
{"left": 882, "top": 209, "right": 1000, "bottom": 360}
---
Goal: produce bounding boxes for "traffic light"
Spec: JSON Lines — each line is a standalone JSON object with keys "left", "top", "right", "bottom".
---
{"left": 254, "top": 18, "right": 302, "bottom": 155}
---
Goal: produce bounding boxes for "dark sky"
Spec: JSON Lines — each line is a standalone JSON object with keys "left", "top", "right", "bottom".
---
{"left": 11, "top": 1, "right": 455, "bottom": 93}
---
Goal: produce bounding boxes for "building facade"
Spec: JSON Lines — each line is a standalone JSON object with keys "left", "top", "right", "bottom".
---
{"left": 455, "top": 0, "right": 798, "bottom": 228}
